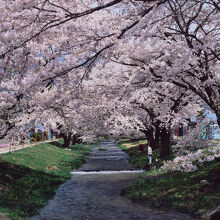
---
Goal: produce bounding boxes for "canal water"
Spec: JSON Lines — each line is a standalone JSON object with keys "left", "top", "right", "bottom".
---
{"left": 32, "top": 140, "right": 197, "bottom": 220}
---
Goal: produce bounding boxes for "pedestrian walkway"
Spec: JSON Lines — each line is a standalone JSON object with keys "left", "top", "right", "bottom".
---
{"left": 0, "top": 139, "right": 60, "bottom": 154}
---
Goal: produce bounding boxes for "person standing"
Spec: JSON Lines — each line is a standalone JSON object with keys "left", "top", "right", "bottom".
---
{"left": 148, "top": 145, "right": 152, "bottom": 164}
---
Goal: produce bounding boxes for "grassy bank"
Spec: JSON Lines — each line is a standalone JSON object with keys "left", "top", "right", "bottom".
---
{"left": 0, "top": 141, "right": 94, "bottom": 220}
{"left": 119, "top": 139, "right": 220, "bottom": 217}
{"left": 117, "top": 139, "right": 148, "bottom": 168}
{"left": 118, "top": 139, "right": 174, "bottom": 168}
{"left": 121, "top": 159, "right": 220, "bottom": 217}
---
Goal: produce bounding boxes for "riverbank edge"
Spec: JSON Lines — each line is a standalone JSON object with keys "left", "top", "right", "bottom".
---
{"left": 0, "top": 141, "right": 95, "bottom": 220}
{"left": 117, "top": 139, "right": 220, "bottom": 219}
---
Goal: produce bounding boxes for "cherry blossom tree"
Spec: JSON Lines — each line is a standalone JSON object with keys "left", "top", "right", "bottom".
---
{"left": 0, "top": 0, "right": 219, "bottom": 154}
{"left": 0, "top": 0, "right": 160, "bottom": 139}
{"left": 84, "top": 62, "right": 202, "bottom": 157}
{"left": 112, "top": 0, "right": 220, "bottom": 126}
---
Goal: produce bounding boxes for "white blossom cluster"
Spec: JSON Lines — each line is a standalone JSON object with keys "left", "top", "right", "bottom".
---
{"left": 0, "top": 0, "right": 219, "bottom": 145}
{"left": 161, "top": 143, "right": 220, "bottom": 172}
{"left": 173, "top": 117, "right": 216, "bottom": 155}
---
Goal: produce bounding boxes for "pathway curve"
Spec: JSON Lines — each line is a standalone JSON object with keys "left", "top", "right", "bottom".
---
{"left": 32, "top": 140, "right": 198, "bottom": 220}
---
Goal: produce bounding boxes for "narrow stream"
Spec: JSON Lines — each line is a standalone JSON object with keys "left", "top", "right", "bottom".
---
{"left": 32, "top": 140, "right": 198, "bottom": 220}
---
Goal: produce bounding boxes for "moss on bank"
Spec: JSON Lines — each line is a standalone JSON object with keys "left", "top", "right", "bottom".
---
{"left": 0, "top": 141, "right": 94, "bottom": 220}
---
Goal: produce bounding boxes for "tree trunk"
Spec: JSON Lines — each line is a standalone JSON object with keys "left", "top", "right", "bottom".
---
{"left": 217, "top": 112, "right": 220, "bottom": 128}
{"left": 144, "top": 128, "right": 154, "bottom": 149}
{"left": 160, "top": 127, "right": 171, "bottom": 158}
{"left": 72, "top": 134, "right": 82, "bottom": 145}
{"left": 141, "top": 127, "right": 160, "bottom": 150}
{"left": 154, "top": 125, "right": 160, "bottom": 150}
{"left": 62, "top": 133, "right": 72, "bottom": 148}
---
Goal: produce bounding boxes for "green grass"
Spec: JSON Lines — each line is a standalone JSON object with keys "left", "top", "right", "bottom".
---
{"left": 117, "top": 139, "right": 148, "bottom": 168}
{"left": 117, "top": 139, "right": 147, "bottom": 149}
{"left": 121, "top": 159, "right": 220, "bottom": 217}
{"left": 119, "top": 139, "right": 220, "bottom": 217}
{"left": 0, "top": 141, "right": 94, "bottom": 220}
{"left": 118, "top": 139, "right": 174, "bottom": 168}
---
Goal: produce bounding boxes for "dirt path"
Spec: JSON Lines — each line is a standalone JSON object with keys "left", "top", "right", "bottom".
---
{"left": 31, "top": 140, "right": 198, "bottom": 220}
